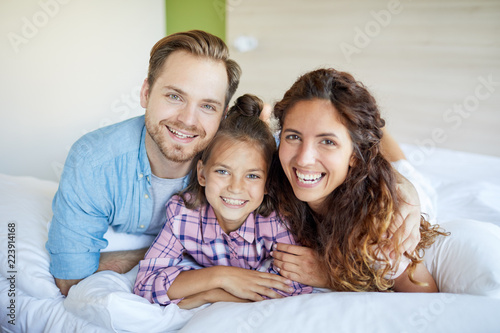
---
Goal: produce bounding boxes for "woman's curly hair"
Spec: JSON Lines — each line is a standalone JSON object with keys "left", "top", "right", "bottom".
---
{"left": 268, "top": 68, "right": 446, "bottom": 291}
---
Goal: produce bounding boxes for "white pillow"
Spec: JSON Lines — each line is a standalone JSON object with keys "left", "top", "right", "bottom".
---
{"left": 0, "top": 174, "right": 156, "bottom": 299}
{"left": 0, "top": 174, "right": 60, "bottom": 299}
{"left": 424, "top": 219, "right": 500, "bottom": 298}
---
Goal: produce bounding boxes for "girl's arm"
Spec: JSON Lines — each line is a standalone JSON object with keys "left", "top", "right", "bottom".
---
{"left": 177, "top": 288, "right": 249, "bottom": 310}
{"left": 392, "top": 262, "right": 438, "bottom": 292}
{"left": 167, "top": 265, "right": 294, "bottom": 301}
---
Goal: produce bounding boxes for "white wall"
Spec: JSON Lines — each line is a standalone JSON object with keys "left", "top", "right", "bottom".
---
{"left": 0, "top": 0, "right": 165, "bottom": 181}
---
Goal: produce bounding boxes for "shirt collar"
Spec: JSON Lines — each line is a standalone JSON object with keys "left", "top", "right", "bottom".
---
{"left": 136, "top": 118, "right": 190, "bottom": 188}
{"left": 137, "top": 120, "right": 152, "bottom": 181}
{"left": 202, "top": 205, "right": 256, "bottom": 244}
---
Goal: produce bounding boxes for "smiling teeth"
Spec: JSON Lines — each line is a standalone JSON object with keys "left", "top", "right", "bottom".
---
{"left": 296, "top": 170, "right": 323, "bottom": 184}
{"left": 222, "top": 197, "right": 246, "bottom": 205}
{"left": 169, "top": 127, "right": 195, "bottom": 139}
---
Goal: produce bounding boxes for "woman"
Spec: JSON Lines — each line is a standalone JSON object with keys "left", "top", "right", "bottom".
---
{"left": 171, "top": 71, "right": 430, "bottom": 308}
{"left": 269, "top": 68, "right": 446, "bottom": 292}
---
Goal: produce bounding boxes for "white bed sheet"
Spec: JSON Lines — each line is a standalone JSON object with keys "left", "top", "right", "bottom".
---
{"left": 1, "top": 144, "right": 500, "bottom": 333}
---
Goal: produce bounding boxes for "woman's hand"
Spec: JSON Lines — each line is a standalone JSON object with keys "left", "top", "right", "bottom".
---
{"left": 388, "top": 174, "right": 422, "bottom": 258}
{"left": 218, "top": 266, "right": 293, "bottom": 301}
{"left": 271, "top": 243, "right": 329, "bottom": 288}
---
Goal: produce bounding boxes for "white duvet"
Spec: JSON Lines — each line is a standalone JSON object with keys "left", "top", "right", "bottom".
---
{"left": 1, "top": 144, "right": 500, "bottom": 333}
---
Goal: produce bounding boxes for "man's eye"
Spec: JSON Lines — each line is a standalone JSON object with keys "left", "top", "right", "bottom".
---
{"left": 202, "top": 104, "right": 216, "bottom": 111}
{"left": 168, "top": 94, "right": 181, "bottom": 101}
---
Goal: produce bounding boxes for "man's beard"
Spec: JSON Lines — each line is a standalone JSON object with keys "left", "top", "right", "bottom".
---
{"left": 145, "top": 116, "right": 207, "bottom": 164}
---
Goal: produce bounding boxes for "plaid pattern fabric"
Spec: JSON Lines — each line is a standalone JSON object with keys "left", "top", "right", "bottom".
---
{"left": 134, "top": 195, "right": 312, "bottom": 305}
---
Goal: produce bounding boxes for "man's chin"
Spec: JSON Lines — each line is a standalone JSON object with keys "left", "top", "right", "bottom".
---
{"left": 161, "top": 147, "right": 198, "bottom": 164}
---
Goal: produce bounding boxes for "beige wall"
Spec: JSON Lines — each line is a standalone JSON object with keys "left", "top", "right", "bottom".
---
{"left": 227, "top": 0, "right": 500, "bottom": 159}
{"left": 0, "top": 1, "right": 165, "bottom": 181}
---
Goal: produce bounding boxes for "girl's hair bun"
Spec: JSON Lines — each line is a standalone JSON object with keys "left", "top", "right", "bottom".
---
{"left": 226, "top": 94, "right": 263, "bottom": 119}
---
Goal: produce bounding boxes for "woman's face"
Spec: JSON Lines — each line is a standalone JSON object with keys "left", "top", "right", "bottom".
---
{"left": 279, "top": 99, "right": 354, "bottom": 213}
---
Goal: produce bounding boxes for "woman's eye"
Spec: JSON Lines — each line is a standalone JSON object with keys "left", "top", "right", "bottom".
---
{"left": 321, "top": 139, "right": 336, "bottom": 146}
{"left": 285, "top": 134, "right": 300, "bottom": 141}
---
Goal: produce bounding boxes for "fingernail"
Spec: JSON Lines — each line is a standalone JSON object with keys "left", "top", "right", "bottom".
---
{"left": 273, "top": 243, "right": 277, "bottom": 250}
{"left": 270, "top": 251, "right": 274, "bottom": 257}
{"left": 275, "top": 266, "right": 280, "bottom": 272}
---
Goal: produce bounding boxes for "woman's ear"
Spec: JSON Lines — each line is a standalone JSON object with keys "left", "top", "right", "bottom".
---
{"left": 197, "top": 160, "right": 206, "bottom": 186}
{"left": 349, "top": 153, "right": 356, "bottom": 168}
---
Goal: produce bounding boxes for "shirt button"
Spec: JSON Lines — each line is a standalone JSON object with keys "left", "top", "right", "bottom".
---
{"left": 139, "top": 173, "right": 144, "bottom": 178}
{"left": 139, "top": 225, "right": 145, "bottom": 229}
{"left": 144, "top": 194, "right": 149, "bottom": 199}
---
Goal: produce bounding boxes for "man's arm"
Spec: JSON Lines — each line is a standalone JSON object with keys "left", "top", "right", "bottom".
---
{"left": 55, "top": 278, "right": 83, "bottom": 297}
{"left": 55, "top": 248, "right": 148, "bottom": 296}
{"left": 380, "top": 127, "right": 406, "bottom": 162}
{"left": 47, "top": 138, "right": 115, "bottom": 295}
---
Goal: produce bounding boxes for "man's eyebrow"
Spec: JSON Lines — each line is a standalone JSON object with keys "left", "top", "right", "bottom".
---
{"left": 164, "top": 85, "right": 223, "bottom": 107}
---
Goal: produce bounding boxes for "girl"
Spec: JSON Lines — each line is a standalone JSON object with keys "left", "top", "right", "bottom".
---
{"left": 134, "top": 94, "right": 312, "bottom": 308}
{"left": 269, "top": 68, "right": 448, "bottom": 292}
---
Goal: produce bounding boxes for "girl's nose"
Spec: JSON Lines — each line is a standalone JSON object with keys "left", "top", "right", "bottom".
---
{"left": 228, "top": 176, "right": 244, "bottom": 193}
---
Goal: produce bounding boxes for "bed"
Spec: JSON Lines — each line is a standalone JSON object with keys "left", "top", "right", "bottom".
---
{"left": 1, "top": 144, "right": 500, "bottom": 333}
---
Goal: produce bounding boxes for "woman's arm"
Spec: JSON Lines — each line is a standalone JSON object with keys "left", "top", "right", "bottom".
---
{"left": 392, "top": 262, "right": 438, "bottom": 292}
{"left": 167, "top": 265, "right": 294, "bottom": 301}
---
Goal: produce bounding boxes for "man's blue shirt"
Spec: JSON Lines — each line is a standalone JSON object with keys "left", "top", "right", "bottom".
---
{"left": 46, "top": 116, "right": 189, "bottom": 280}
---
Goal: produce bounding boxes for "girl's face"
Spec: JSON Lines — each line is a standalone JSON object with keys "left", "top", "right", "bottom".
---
{"left": 279, "top": 99, "right": 354, "bottom": 213}
{"left": 197, "top": 140, "right": 268, "bottom": 233}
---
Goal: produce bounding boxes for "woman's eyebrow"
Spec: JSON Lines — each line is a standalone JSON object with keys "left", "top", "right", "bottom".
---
{"left": 283, "top": 128, "right": 339, "bottom": 138}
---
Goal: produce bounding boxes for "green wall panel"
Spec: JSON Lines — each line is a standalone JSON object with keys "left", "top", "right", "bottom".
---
{"left": 166, "top": 0, "right": 226, "bottom": 41}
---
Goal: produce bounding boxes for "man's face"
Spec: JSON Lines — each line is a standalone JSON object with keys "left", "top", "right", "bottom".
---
{"left": 142, "top": 50, "right": 228, "bottom": 166}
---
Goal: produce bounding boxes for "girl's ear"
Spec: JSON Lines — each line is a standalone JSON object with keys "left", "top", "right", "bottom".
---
{"left": 197, "top": 160, "right": 206, "bottom": 186}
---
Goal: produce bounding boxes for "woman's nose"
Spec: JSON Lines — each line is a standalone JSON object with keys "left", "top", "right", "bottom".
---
{"left": 296, "top": 143, "right": 316, "bottom": 166}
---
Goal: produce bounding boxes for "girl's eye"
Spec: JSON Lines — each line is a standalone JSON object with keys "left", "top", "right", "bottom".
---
{"left": 246, "top": 174, "right": 261, "bottom": 180}
{"left": 215, "top": 169, "right": 229, "bottom": 175}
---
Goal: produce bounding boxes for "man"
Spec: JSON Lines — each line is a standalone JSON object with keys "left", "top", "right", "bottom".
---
{"left": 46, "top": 30, "right": 242, "bottom": 296}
